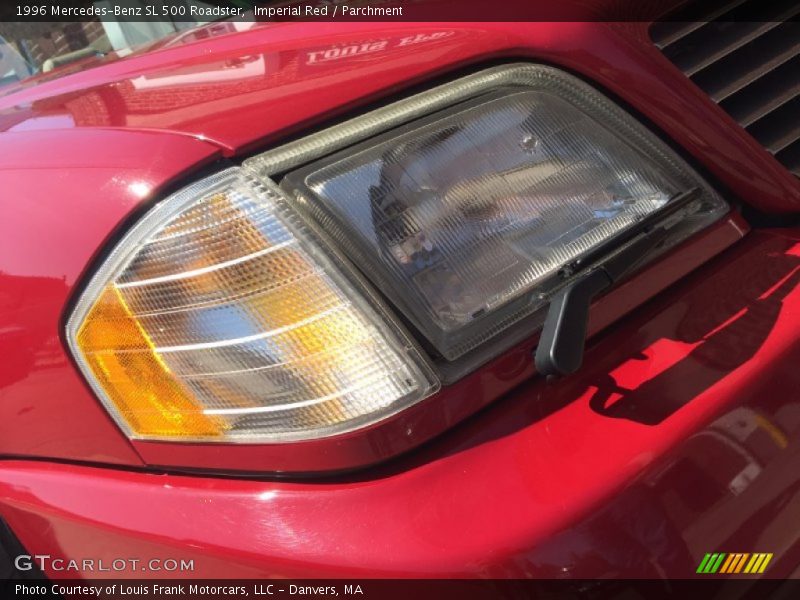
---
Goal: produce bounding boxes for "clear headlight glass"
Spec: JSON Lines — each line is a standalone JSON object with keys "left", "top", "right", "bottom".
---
{"left": 281, "top": 76, "right": 727, "bottom": 359}
{"left": 67, "top": 169, "right": 438, "bottom": 442}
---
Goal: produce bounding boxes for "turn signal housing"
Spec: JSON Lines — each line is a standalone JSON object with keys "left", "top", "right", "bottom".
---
{"left": 68, "top": 169, "right": 438, "bottom": 442}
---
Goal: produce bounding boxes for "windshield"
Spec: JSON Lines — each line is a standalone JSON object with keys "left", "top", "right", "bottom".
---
{"left": 0, "top": 6, "right": 233, "bottom": 90}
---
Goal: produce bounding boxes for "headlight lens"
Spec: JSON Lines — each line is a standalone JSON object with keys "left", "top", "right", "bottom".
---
{"left": 281, "top": 77, "right": 727, "bottom": 359}
{"left": 68, "top": 169, "right": 438, "bottom": 442}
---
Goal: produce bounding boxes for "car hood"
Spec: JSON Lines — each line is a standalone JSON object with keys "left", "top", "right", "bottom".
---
{"left": 0, "top": 0, "right": 688, "bottom": 156}
{"left": 0, "top": 0, "right": 685, "bottom": 155}
{"left": 0, "top": 20, "right": 529, "bottom": 155}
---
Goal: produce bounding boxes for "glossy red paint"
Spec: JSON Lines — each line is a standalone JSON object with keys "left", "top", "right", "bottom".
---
{"left": 1, "top": 14, "right": 799, "bottom": 579}
{"left": 0, "top": 129, "right": 222, "bottom": 465}
{"left": 1, "top": 229, "right": 799, "bottom": 579}
{"left": 1, "top": 22, "right": 799, "bottom": 213}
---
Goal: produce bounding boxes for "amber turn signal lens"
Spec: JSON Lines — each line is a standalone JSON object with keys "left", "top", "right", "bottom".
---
{"left": 77, "top": 286, "right": 226, "bottom": 437}
{"left": 68, "top": 169, "right": 438, "bottom": 442}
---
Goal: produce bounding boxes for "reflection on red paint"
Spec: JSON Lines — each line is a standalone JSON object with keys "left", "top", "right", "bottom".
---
{"left": 596, "top": 338, "right": 700, "bottom": 412}
{"left": 0, "top": 22, "right": 797, "bottom": 213}
{"left": 1, "top": 229, "right": 799, "bottom": 578}
{"left": 1, "top": 16, "right": 799, "bottom": 580}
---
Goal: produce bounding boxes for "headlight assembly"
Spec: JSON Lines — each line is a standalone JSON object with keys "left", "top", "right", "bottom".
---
{"left": 68, "top": 64, "right": 727, "bottom": 445}
{"left": 278, "top": 68, "right": 727, "bottom": 360}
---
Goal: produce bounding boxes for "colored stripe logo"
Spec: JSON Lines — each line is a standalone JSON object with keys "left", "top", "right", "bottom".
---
{"left": 696, "top": 552, "right": 773, "bottom": 574}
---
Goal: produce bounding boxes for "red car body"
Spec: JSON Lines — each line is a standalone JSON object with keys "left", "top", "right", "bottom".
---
{"left": 1, "top": 17, "right": 799, "bottom": 579}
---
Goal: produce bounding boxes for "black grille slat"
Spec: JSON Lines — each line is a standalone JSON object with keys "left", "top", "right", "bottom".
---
{"left": 652, "top": 2, "right": 800, "bottom": 176}
{"left": 651, "top": 0, "right": 750, "bottom": 48}
{"left": 667, "top": 21, "right": 786, "bottom": 76}
{"left": 692, "top": 22, "right": 800, "bottom": 102}
{"left": 747, "top": 96, "right": 800, "bottom": 153}
{"left": 653, "top": 21, "right": 716, "bottom": 49}
{"left": 720, "top": 57, "right": 800, "bottom": 126}
{"left": 657, "top": 0, "right": 800, "bottom": 69}
{"left": 650, "top": 0, "right": 745, "bottom": 50}
{"left": 776, "top": 141, "right": 800, "bottom": 176}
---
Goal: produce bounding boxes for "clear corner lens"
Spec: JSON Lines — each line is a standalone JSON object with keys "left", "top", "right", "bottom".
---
{"left": 67, "top": 168, "right": 438, "bottom": 442}
{"left": 281, "top": 73, "right": 727, "bottom": 359}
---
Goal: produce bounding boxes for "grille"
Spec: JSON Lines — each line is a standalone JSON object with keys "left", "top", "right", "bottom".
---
{"left": 651, "top": 0, "right": 800, "bottom": 176}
